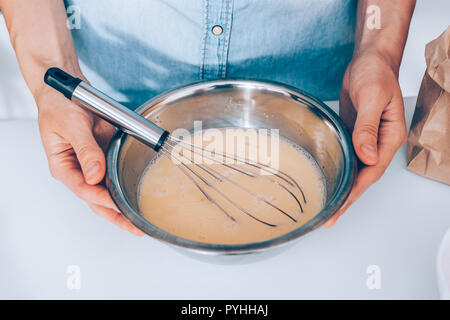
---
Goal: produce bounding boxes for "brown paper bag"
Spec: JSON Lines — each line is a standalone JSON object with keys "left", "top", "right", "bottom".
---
{"left": 407, "top": 27, "right": 450, "bottom": 185}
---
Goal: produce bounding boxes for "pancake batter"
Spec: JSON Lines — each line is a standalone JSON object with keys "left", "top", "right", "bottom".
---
{"left": 138, "top": 129, "right": 326, "bottom": 244}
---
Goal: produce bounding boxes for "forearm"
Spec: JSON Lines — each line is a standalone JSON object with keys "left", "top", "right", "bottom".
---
{"left": 354, "top": 0, "right": 416, "bottom": 73}
{"left": 0, "top": 0, "right": 81, "bottom": 99}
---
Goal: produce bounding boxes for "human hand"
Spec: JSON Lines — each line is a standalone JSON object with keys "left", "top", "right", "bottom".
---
{"left": 1, "top": 0, "right": 142, "bottom": 235}
{"left": 324, "top": 52, "right": 407, "bottom": 227}
{"left": 36, "top": 75, "right": 144, "bottom": 236}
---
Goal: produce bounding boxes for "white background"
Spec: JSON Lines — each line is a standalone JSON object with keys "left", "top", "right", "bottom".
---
{"left": 0, "top": 0, "right": 450, "bottom": 119}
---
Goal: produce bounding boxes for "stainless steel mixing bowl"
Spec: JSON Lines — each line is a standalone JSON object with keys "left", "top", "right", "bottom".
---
{"left": 105, "top": 79, "right": 356, "bottom": 262}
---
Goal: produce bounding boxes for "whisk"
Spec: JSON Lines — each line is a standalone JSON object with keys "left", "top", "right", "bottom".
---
{"left": 44, "top": 68, "right": 306, "bottom": 227}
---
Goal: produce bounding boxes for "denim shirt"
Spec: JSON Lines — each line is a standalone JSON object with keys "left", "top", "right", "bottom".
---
{"left": 64, "top": 0, "right": 356, "bottom": 108}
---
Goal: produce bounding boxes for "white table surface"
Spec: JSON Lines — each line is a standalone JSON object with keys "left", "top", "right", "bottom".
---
{"left": 0, "top": 97, "right": 449, "bottom": 299}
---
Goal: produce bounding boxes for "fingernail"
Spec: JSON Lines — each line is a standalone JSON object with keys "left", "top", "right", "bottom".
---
{"left": 131, "top": 227, "right": 144, "bottom": 236}
{"left": 85, "top": 161, "right": 100, "bottom": 179}
{"left": 361, "top": 144, "right": 377, "bottom": 158}
{"left": 324, "top": 220, "right": 334, "bottom": 228}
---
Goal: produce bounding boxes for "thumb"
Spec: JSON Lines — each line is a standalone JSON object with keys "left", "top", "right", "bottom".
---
{"left": 352, "top": 100, "right": 383, "bottom": 166}
{"left": 70, "top": 126, "right": 106, "bottom": 185}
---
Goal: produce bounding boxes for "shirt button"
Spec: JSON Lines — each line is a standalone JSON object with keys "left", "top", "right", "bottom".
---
{"left": 212, "top": 25, "right": 223, "bottom": 36}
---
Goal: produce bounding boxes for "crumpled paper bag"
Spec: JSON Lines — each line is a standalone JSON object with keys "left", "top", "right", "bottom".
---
{"left": 407, "top": 26, "right": 450, "bottom": 185}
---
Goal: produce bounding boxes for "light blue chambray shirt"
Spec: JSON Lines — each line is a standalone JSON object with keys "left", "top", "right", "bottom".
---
{"left": 64, "top": 0, "right": 357, "bottom": 108}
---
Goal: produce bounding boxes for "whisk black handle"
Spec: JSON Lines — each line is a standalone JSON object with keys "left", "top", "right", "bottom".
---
{"left": 44, "top": 67, "right": 169, "bottom": 151}
{"left": 44, "top": 68, "right": 82, "bottom": 100}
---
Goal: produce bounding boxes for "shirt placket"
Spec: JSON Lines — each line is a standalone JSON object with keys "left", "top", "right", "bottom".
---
{"left": 200, "top": 0, "right": 233, "bottom": 80}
